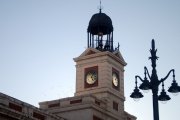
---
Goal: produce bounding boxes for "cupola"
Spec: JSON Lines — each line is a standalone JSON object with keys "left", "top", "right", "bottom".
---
{"left": 87, "top": 8, "right": 118, "bottom": 52}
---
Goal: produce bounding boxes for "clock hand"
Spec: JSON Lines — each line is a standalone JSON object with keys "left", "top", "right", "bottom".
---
{"left": 91, "top": 76, "right": 94, "bottom": 81}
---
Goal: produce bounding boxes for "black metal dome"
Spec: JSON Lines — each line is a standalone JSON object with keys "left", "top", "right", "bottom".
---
{"left": 87, "top": 10, "right": 117, "bottom": 52}
{"left": 87, "top": 12, "right": 113, "bottom": 35}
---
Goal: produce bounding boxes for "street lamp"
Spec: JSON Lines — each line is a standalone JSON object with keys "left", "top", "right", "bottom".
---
{"left": 130, "top": 39, "right": 180, "bottom": 120}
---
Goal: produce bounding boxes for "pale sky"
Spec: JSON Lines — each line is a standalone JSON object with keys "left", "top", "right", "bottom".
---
{"left": 0, "top": 1, "right": 180, "bottom": 120}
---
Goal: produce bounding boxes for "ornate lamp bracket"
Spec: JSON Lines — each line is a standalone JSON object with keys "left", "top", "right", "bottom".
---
{"left": 144, "top": 66, "right": 151, "bottom": 80}
{"left": 135, "top": 75, "right": 144, "bottom": 82}
{"left": 160, "top": 69, "right": 175, "bottom": 83}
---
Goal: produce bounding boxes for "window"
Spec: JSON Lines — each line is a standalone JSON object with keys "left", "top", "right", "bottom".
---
{"left": 95, "top": 100, "right": 100, "bottom": 106}
{"left": 113, "top": 101, "right": 118, "bottom": 111}
{"left": 93, "top": 115, "right": 103, "bottom": 120}
{"left": 9, "top": 102, "right": 22, "bottom": 112}
{"left": 48, "top": 103, "right": 60, "bottom": 108}
{"left": 70, "top": 99, "right": 82, "bottom": 104}
{"left": 33, "top": 112, "right": 45, "bottom": 120}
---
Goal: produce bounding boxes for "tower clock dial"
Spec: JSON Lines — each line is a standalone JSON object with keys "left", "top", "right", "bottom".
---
{"left": 86, "top": 71, "right": 97, "bottom": 84}
{"left": 112, "top": 72, "right": 119, "bottom": 87}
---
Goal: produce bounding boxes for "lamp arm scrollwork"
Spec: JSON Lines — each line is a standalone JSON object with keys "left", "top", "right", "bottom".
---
{"left": 144, "top": 66, "right": 151, "bottom": 80}
{"left": 160, "top": 69, "right": 174, "bottom": 83}
{"left": 135, "top": 75, "right": 144, "bottom": 83}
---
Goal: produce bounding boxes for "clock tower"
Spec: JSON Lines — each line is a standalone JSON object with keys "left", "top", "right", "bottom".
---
{"left": 39, "top": 8, "right": 136, "bottom": 120}
{"left": 74, "top": 9, "right": 127, "bottom": 115}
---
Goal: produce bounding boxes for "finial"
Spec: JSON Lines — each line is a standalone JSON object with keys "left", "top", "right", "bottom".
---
{"left": 152, "top": 39, "right": 155, "bottom": 50}
{"left": 98, "top": 0, "right": 103, "bottom": 13}
{"left": 100, "top": 0, "right": 102, "bottom": 13}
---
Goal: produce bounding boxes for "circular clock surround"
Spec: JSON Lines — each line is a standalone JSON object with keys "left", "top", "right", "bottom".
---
{"left": 86, "top": 71, "right": 97, "bottom": 85}
{"left": 112, "top": 72, "right": 119, "bottom": 87}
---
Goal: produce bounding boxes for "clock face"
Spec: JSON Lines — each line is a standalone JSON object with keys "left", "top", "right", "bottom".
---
{"left": 86, "top": 71, "right": 97, "bottom": 85}
{"left": 112, "top": 72, "right": 119, "bottom": 87}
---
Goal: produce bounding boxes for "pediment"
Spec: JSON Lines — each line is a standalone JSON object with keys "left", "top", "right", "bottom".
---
{"left": 74, "top": 48, "right": 126, "bottom": 65}
{"left": 113, "top": 50, "right": 126, "bottom": 63}
{"left": 78, "top": 48, "right": 100, "bottom": 58}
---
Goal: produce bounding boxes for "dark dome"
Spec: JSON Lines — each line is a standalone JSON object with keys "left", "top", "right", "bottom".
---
{"left": 87, "top": 12, "right": 113, "bottom": 35}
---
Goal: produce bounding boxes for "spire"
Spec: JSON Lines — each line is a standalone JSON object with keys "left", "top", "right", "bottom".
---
{"left": 99, "top": 0, "right": 102, "bottom": 13}
{"left": 152, "top": 39, "right": 155, "bottom": 50}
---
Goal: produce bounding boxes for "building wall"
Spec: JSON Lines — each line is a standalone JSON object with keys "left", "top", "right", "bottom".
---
{"left": 0, "top": 113, "right": 18, "bottom": 120}
{"left": 39, "top": 94, "right": 136, "bottom": 120}
{"left": 0, "top": 92, "right": 66, "bottom": 120}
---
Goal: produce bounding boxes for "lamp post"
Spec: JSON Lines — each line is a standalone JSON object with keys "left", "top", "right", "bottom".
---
{"left": 130, "top": 39, "right": 180, "bottom": 120}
